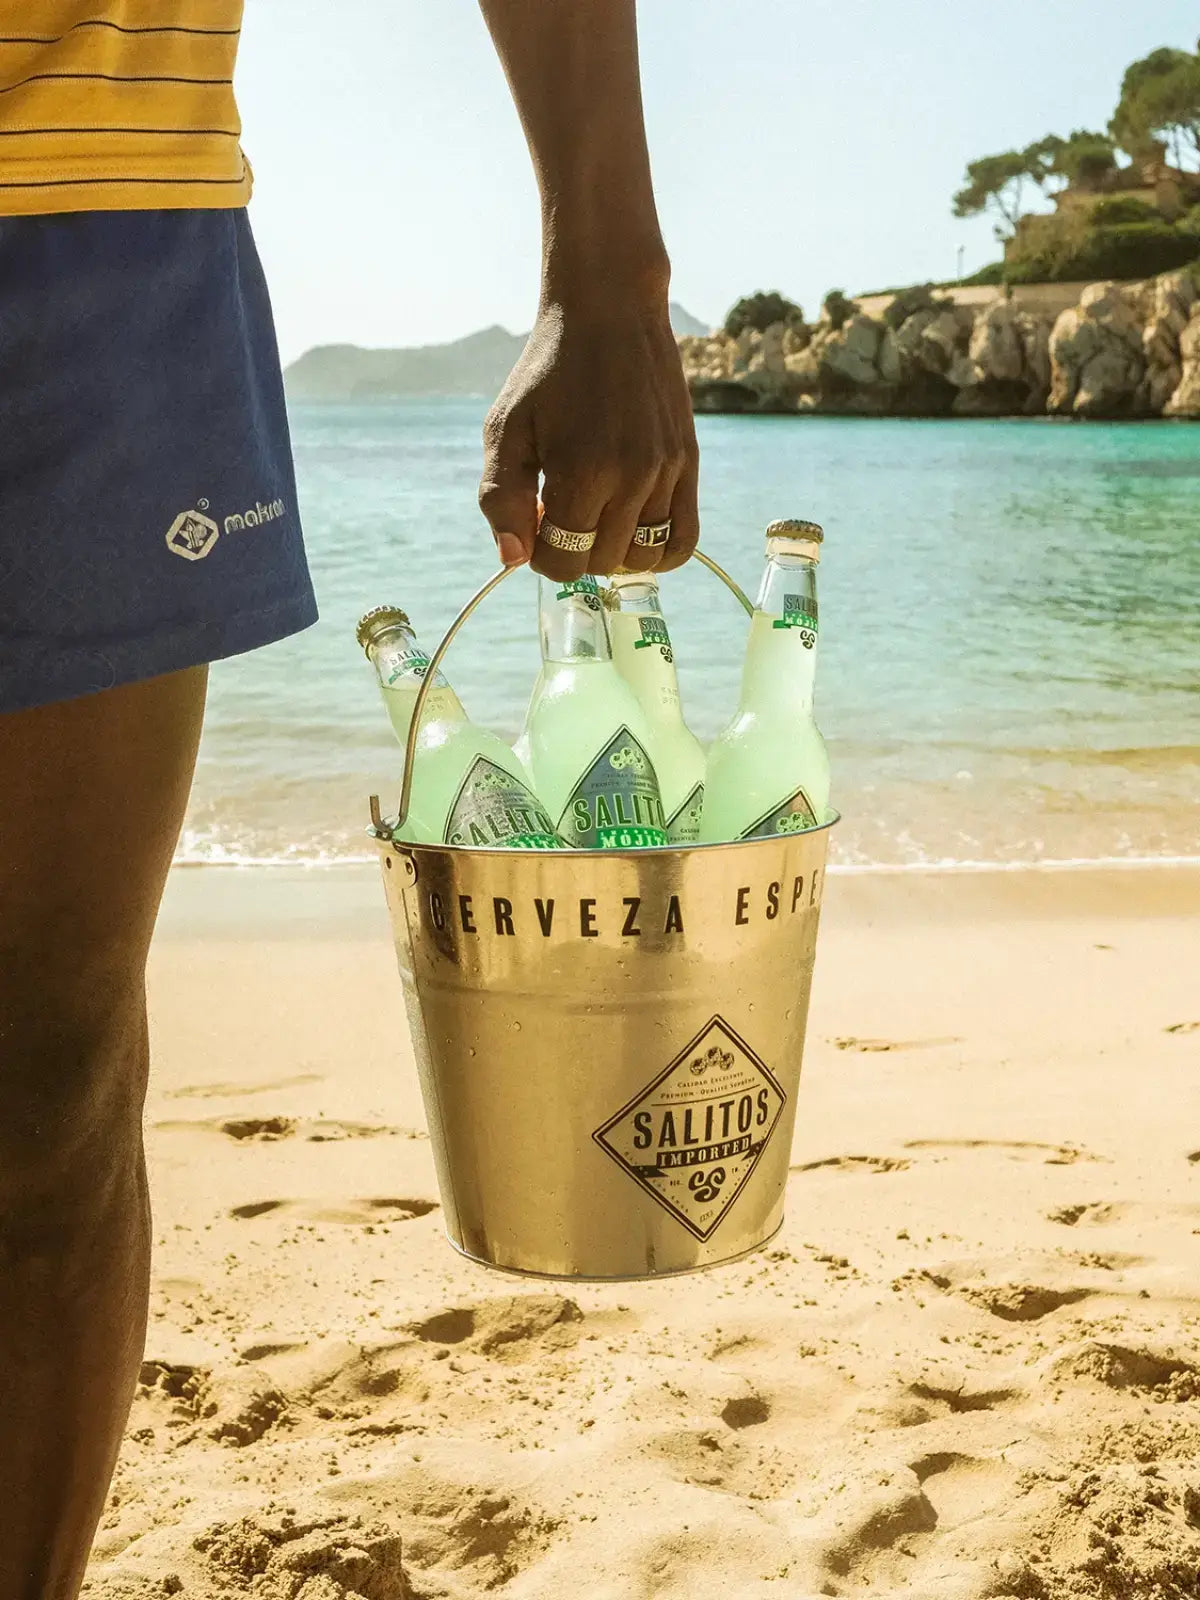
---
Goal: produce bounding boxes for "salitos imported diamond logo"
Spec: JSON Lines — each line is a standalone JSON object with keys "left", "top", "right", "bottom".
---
{"left": 593, "top": 1016, "right": 785, "bottom": 1240}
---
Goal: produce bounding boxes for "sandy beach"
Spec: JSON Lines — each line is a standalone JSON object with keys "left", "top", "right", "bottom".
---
{"left": 84, "top": 861, "right": 1200, "bottom": 1600}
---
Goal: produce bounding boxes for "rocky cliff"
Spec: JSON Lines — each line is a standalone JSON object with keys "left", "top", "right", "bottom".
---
{"left": 680, "top": 271, "right": 1200, "bottom": 419}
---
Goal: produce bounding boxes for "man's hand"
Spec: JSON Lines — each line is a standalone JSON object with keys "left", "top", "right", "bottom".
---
{"left": 477, "top": 0, "right": 699, "bottom": 579}
{"left": 480, "top": 295, "right": 699, "bottom": 580}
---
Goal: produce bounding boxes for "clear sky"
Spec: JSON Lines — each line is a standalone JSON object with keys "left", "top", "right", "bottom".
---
{"left": 238, "top": 1, "right": 1200, "bottom": 365}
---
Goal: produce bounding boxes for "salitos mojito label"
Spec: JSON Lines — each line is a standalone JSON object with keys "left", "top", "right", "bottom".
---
{"left": 665, "top": 781, "right": 704, "bottom": 845}
{"left": 772, "top": 593, "right": 818, "bottom": 637}
{"left": 383, "top": 648, "right": 449, "bottom": 688}
{"left": 446, "top": 756, "right": 566, "bottom": 849}
{"left": 555, "top": 574, "right": 603, "bottom": 610}
{"left": 739, "top": 787, "right": 818, "bottom": 840}
{"left": 560, "top": 727, "right": 668, "bottom": 848}
{"left": 633, "top": 615, "right": 673, "bottom": 661}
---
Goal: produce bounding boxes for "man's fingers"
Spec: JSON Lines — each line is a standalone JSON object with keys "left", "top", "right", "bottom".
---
{"left": 610, "top": 466, "right": 678, "bottom": 574}
{"left": 479, "top": 402, "right": 539, "bottom": 566}
{"left": 586, "top": 468, "right": 661, "bottom": 575}
{"left": 657, "top": 448, "right": 700, "bottom": 573}
{"left": 533, "top": 476, "right": 610, "bottom": 580}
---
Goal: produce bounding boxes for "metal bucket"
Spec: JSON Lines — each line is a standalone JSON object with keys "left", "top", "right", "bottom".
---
{"left": 369, "top": 554, "right": 836, "bottom": 1281}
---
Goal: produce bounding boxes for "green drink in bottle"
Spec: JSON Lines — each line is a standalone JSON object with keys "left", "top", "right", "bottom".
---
{"left": 520, "top": 575, "right": 669, "bottom": 849}
{"left": 699, "top": 520, "right": 831, "bottom": 842}
{"left": 607, "top": 571, "right": 706, "bottom": 843}
{"left": 357, "top": 606, "right": 566, "bottom": 849}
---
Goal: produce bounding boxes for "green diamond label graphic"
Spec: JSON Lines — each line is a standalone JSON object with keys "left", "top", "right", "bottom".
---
{"left": 444, "top": 755, "right": 565, "bottom": 849}
{"left": 739, "top": 787, "right": 818, "bottom": 840}
{"left": 665, "top": 781, "right": 704, "bottom": 845}
{"left": 559, "top": 725, "right": 668, "bottom": 849}
{"left": 593, "top": 1017, "right": 785, "bottom": 1241}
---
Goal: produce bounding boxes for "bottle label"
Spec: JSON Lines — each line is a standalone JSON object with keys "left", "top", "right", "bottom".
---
{"left": 665, "top": 782, "right": 704, "bottom": 845}
{"left": 555, "top": 575, "right": 603, "bottom": 610}
{"left": 633, "top": 615, "right": 673, "bottom": 661}
{"left": 559, "top": 727, "right": 668, "bottom": 849}
{"left": 772, "top": 594, "right": 818, "bottom": 643}
{"left": 445, "top": 756, "right": 566, "bottom": 849}
{"left": 383, "top": 649, "right": 449, "bottom": 689}
{"left": 739, "top": 788, "right": 819, "bottom": 840}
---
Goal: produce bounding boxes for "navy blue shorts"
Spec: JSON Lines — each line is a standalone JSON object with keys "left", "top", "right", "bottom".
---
{"left": 0, "top": 208, "right": 317, "bottom": 715}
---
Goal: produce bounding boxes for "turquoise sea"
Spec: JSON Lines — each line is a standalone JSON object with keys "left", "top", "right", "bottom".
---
{"left": 182, "top": 401, "right": 1200, "bottom": 870}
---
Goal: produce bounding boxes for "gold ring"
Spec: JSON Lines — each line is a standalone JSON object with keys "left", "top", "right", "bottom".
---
{"left": 633, "top": 521, "right": 672, "bottom": 548}
{"left": 539, "top": 519, "right": 597, "bottom": 554}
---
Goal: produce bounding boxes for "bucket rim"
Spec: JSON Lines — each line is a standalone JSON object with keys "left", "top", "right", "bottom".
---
{"left": 366, "top": 805, "right": 840, "bottom": 858}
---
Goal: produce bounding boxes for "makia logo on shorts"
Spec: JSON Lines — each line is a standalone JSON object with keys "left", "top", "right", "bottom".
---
{"left": 166, "top": 507, "right": 220, "bottom": 561}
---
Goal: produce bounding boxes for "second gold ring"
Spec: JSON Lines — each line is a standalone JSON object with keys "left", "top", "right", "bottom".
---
{"left": 633, "top": 521, "right": 672, "bottom": 548}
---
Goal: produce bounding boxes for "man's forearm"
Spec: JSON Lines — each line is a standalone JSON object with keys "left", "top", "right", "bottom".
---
{"left": 478, "top": 0, "right": 668, "bottom": 304}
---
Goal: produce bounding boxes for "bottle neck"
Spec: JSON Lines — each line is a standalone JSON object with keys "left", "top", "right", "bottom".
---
{"left": 366, "top": 623, "right": 467, "bottom": 723}
{"left": 609, "top": 576, "right": 686, "bottom": 726}
{"left": 539, "top": 575, "right": 613, "bottom": 665}
{"left": 742, "top": 553, "right": 819, "bottom": 713}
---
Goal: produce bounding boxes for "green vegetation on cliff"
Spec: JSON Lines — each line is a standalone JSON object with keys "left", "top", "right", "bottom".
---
{"left": 952, "top": 41, "right": 1200, "bottom": 285}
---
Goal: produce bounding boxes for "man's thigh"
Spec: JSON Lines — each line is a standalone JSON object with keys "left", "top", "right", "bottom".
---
{"left": 0, "top": 668, "right": 207, "bottom": 1041}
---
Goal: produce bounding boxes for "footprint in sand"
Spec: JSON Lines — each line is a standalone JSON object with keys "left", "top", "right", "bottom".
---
{"left": 1049, "top": 1199, "right": 1200, "bottom": 1229}
{"left": 137, "top": 1359, "right": 288, "bottom": 1446}
{"left": 1047, "top": 1201, "right": 1127, "bottom": 1226}
{"left": 222, "top": 1116, "right": 406, "bottom": 1143}
{"left": 830, "top": 1035, "right": 961, "bottom": 1053}
{"left": 220, "top": 1116, "right": 294, "bottom": 1141}
{"left": 956, "top": 1281, "right": 1093, "bottom": 1322}
{"left": 408, "top": 1295, "right": 583, "bottom": 1357}
{"left": 164, "top": 1073, "right": 324, "bottom": 1100}
{"left": 817, "top": 1472, "right": 939, "bottom": 1582}
{"left": 907, "top": 1451, "right": 1015, "bottom": 1529}
{"left": 905, "top": 1137, "right": 1102, "bottom": 1165}
{"left": 228, "top": 1197, "right": 438, "bottom": 1224}
{"left": 154, "top": 1115, "right": 414, "bottom": 1142}
{"left": 912, "top": 1248, "right": 1122, "bottom": 1322}
{"left": 304, "top": 1120, "right": 413, "bottom": 1142}
{"left": 1043, "top": 1341, "right": 1200, "bottom": 1401}
{"left": 908, "top": 1379, "right": 1017, "bottom": 1414}
{"left": 792, "top": 1153, "right": 912, "bottom": 1174}
{"left": 720, "top": 1395, "right": 771, "bottom": 1429}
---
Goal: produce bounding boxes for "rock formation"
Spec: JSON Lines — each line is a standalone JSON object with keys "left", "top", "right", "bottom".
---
{"left": 680, "top": 268, "right": 1200, "bottom": 420}
{"left": 1165, "top": 307, "right": 1200, "bottom": 416}
{"left": 1141, "top": 271, "right": 1196, "bottom": 413}
{"left": 1048, "top": 283, "right": 1148, "bottom": 417}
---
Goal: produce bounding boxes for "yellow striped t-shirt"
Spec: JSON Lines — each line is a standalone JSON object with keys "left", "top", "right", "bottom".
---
{"left": 0, "top": 1, "right": 250, "bottom": 216}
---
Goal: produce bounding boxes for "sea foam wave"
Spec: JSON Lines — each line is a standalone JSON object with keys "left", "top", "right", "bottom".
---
{"left": 173, "top": 833, "right": 1200, "bottom": 876}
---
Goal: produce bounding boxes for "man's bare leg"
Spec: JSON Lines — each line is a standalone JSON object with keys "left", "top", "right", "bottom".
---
{"left": 0, "top": 668, "right": 207, "bottom": 1600}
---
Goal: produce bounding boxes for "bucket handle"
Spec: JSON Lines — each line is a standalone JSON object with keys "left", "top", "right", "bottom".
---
{"left": 373, "top": 549, "right": 754, "bottom": 836}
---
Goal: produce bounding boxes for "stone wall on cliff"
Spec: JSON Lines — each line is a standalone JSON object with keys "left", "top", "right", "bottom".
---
{"left": 680, "top": 271, "right": 1200, "bottom": 420}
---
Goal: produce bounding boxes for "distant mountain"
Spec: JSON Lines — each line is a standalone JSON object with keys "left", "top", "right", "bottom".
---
{"left": 669, "top": 301, "right": 710, "bottom": 337}
{"left": 284, "top": 326, "right": 525, "bottom": 401}
{"left": 285, "top": 304, "right": 711, "bottom": 401}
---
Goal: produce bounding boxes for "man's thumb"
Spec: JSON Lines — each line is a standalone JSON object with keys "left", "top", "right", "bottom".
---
{"left": 479, "top": 405, "right": 539, "bottom": 566}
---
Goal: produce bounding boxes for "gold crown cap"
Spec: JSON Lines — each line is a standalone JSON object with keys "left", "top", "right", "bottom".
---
{"left": 766, "top": 519, "right": 824, "bottom": 543}
{"left": 355, "top": 605, "right": 412, "bottom": 651}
